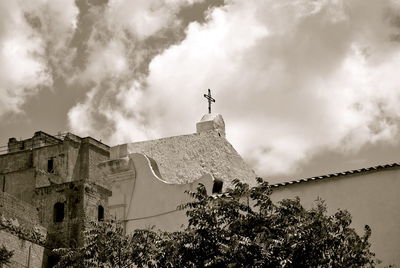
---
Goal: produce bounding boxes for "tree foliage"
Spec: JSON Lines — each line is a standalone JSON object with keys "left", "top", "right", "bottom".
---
{"left": 53, "top": 221, "right": 158, "bottom": 268}
{"left": 0, "top": 245, "right": 13, "bottom": 266}
{"left": 54, "top": 178, "right": 377, "bottom": 267}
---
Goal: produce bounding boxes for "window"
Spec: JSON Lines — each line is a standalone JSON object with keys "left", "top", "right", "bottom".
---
{"left": 54, "top": 202, "right": 65, "bottom": 223}
{"left": 47, "top": 255, "right": 60, "bottom": 268}
{"left": 212, "top": 180, "right": 223, "bottom": 194}
{"left": 98, "top": 205, "right": 104, "bottom": 221}
{"left": 47, "top": 159, "right": 54, "bottom": 173}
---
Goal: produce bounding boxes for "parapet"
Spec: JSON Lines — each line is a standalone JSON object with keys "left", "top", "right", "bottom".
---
{"left": 196, "top": 113, "right": 226, "bottom": 138}
{"left": 7, "top": 131, "right": 62, "bottom": 153}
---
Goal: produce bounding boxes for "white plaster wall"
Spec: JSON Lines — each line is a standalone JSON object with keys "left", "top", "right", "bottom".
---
{"left": 106, "top": 153, "right": 214, "bottom": 232}
{"left": 271, "top": 168, "right": 400, "bottom": 267}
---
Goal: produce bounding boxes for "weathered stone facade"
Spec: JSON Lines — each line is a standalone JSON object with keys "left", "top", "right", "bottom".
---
{"left": 112, "top": 131, "right": 256, "bottom": 187}
{"left": 34, "top": 181, "right": 110, "bottom": 248}
{"left": 0, "top": 132, "right": 111, "bottom": 267}
{"left": 0, "top": 114, "right": 258, "bottom": 267}
{"left": 1, "top": 114, "right": 399, "bottom": 267}
{"left": 0, "top": 230, "right": 45, "bottom": 268}
{"left": 111, "top": 114, "right": 256, "bottom": 188}
{"left": 0, "top": 192, "right": 46, "bottom": 267}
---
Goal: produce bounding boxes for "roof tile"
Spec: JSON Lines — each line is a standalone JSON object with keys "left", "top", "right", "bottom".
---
{"left": 272, "top": 162, "right": 400, "bottom": 188}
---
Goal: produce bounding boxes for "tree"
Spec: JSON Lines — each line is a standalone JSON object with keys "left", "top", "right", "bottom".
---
{"left": 55, "top": 178, "right": 377, "bottom": 267}
{"left": 0, "top": 245, "right": 13, "bottom": 266}
{"left": 54, "top": 221, "right": 159, "bottom": 268}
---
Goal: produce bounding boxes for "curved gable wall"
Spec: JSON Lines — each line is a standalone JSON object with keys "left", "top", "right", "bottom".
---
{"left": 111, "top": 132, "right": 256, "bottom": 188}
{"left": 105, "top": 153, "right": 214, "bottom": 232}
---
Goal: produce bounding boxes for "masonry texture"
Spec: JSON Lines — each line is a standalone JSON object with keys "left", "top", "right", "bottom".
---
{"left": 0, "top": 131, "right": 111, "bottom": 267}
{"left": 0, "top": 231, "right": 45, "bottom": 268}
{"left": 5, "top": 114, "right": 397, "bottom": 267}
{"left": 0, "top": 192, "right": 46, "bottom": 267}
{"left": 111, "top": 131, "right": 256, "bottom": 187}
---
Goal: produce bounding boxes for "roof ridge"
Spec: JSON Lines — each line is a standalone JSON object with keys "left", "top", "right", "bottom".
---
{"left": 271, "top": 162, "right": 400, "bottom": 188}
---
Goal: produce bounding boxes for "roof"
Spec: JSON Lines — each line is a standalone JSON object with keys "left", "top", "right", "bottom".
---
{"left": 271, "top": 162, "right": 400, "bottom": 188}
{"left": 110, "top": 131, "right": 257, "bottom": 186}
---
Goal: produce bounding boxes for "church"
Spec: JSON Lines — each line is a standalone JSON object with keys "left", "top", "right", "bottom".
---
{"left": 0, "top": 110, "right": 399, "bottom": 267}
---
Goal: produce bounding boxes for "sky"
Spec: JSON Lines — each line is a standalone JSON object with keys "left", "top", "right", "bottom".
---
{"left": 1, "top": 0, "right": 400, "bottom": 183}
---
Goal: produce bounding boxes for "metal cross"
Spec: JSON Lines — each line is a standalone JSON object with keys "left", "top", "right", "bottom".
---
{"left": 203, "top": 89, "right": 215, "bottom": 114}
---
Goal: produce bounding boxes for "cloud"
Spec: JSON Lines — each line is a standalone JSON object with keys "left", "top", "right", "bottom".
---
{"left": 141, "top": 0, "right": 400, "bottom": 176}
{"left": 0, "top": 0, "right": 78, "bottom": 116}
{"left": 67, "top": 0, "right": 210, "bottom": 143}
{"left": 67, "top": 0, "right": 400, "bottom": 177}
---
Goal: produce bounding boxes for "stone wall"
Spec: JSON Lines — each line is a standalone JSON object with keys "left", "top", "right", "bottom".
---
{"left": 88, "top": 143, "right": 109, "bottom": 182}
{"left": 34, "top": 181, "right": 111, "bottom": 249}
{"left": 83, "top": 183, "right": 111, "bottom": 223}
{"left": 0, "top": 230, "right": 45, "bottom": 268}
{"left": 0, "top": 192, "right": 41, "bottom": 228}
{"left": 0, "top": 191, "right": 46, "bottom": 268}
{"left": 67, "top": 138, "right": 109, "bottom": 183}
{"left": 1, "top": 169, "right": 36, "bottom": 203}
{"left": 0, "top": 131, "right": 111, "bottom": 267}
{"left": 34, "top": 182, "right": 85, "bottom": 248}
{"left": 7, "top": 131, "right": 62, "bottom": 154}
{"left": 0, "top": 142, "right": 79, "bottom": 200}
{"left": 1, "top": 133, "right": 110, "bottom": 192}
{"left": 67, "top": 140, "right": 82, "bottom": 182}
{"left": 111, "top": 131, "right": 257, "bottom": 188}
{"left": 33, "top": 143, "right": 69, "bottom": 184}
{"left": 0, "top": 150, "right": 33, "bottom": 173}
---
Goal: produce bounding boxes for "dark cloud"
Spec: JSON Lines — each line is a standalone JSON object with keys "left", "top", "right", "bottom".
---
{"left": 2, "top": 0, "right": 400, "bottom": 179}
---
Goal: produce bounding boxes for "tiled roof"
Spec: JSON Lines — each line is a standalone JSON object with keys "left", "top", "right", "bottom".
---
{"left": 271, "top": 162, "right": 400, "bottom": 188}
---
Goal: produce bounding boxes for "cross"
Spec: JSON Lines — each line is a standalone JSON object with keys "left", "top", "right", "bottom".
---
{"left": 203, "top": 89, "right": 215, "bottom": 114}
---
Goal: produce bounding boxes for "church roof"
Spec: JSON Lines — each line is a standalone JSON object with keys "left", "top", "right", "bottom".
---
{"left": 110, "top": 131, "right": 257, "bottom": 187}
{"left": 271, "top": 162, "right": 400, "bottom": 188}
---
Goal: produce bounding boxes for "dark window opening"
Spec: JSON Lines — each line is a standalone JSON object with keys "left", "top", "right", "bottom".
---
{"left": 98, "top": 205, "right": 104, "bottom": 221}
{"left": 47, "top": 159, "right": 54, "bottom": 173}
{"left": 212, "top": 180, "right": 223, "bottom": 194}
{"left": 47, "top": 255, "right": 60, "bottom": 268}
{"left": 54, "top": 202, "right": 65, "bottom": 223}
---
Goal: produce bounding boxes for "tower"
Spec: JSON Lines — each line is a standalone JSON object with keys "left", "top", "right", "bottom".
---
{"left": 1, "top": 131, "right": 111, "bottom": 267}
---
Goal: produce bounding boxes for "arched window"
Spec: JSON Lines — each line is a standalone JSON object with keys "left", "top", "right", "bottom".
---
{"left": 54, "top": 202, "right": 65, "bottom": 223}
{"left": 212, "top": 179, "right": 223, "bottom": 194}
{"left": 47, "top": 158, "right": 54, "bottom": 173}
{"left": 98, "top": 205, "right": 104, "bottom": 221}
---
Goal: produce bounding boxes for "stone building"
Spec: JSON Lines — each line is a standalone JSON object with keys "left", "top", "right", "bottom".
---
{"left": 0, "top": 113, "right": 399, "bottom": 267}
{"left": 0, "top": 131, "right": 111, "bottom": 267}
{"left": 0, "top": 113, "right": 255, "bottom": 267}
{"left": 99, "top": 113, "right": 256, "bottom": 231}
